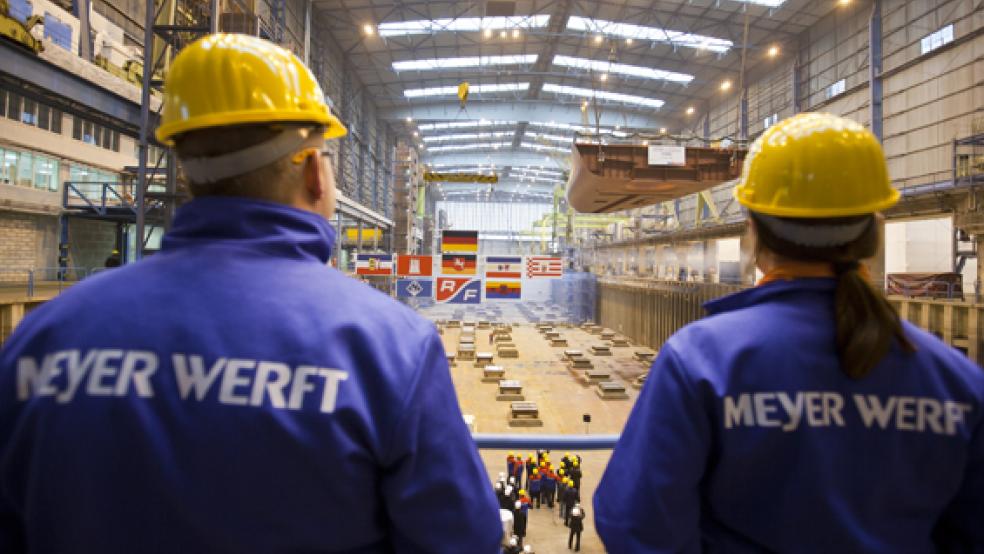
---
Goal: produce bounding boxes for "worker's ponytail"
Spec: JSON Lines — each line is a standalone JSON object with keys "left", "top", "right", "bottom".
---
{"left": 751, "top": 213, "right": 915, "bottom": 379}
{"left": 832, "top": 261, "right": 915, "bottom": 378}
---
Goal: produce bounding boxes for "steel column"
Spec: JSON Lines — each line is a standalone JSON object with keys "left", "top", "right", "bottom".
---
{"left": 303, "top": 0, "right": 312, "bottom": 65}
{"left": 209, "top": 0, "right": 219, "bottom": 33}
{"left": 791, "top": 56, "right": 802, "bottom": 114}
{"left": 134, "top": 0, "right": 156, "bottom": 260}
{"left": 74, "top": 0, "right": 93, "bottom": 62}
{"left": 868, "top": 0, "right": 883, "bottom": 141}
{"left": 739, "top": 88, "right": 749, "bottom": 141}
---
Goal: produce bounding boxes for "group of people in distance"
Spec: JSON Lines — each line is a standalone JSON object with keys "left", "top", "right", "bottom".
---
{"left": 497, "top": 451, "right": 587, "bottom": 553}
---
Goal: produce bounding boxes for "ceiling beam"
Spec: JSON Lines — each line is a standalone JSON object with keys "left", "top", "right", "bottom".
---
{"left": 382, "top": 100, "right": 672, "bottom": 128}
{"left": 422, "top": 150, "right": 574, "bottom": 168}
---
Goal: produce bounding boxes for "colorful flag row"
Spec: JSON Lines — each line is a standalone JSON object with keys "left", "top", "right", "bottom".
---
{"left": 395, "top": 278, "right": 523, "bottom": 303}
{"left": 356, "top": 254, "right": 564, "bottom": 279}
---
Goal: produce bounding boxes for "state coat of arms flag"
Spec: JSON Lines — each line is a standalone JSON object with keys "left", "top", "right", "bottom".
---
{"left": 396, "top": 255, "right": 434, "bottom": 277}
{"left": 485, "top": 256, "right": 523, "bottom": 279}
{"left": 397, "top": 278, "right": 433, "bottom": 298}
{"left": 355, "top": 253, "right": 394, "bottom": 276}
{"left": 441, "top": 230, "right": 479, "bottom": 253}
{"left": 441, "top": 254, "right": 477, "bottom": 275}
{"left": 526, "top": 256, "right": 563, "bottom": 279}
{"left": 485, "top": 280, "right": 521, "bottom": 300}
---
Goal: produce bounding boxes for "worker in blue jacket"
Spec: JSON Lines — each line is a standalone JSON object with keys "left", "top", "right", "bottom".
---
{"left": 0, "top": 34, "right": 501, "bottom": 553}
{"left": 540, "top": 467, "right": 556, "bottom": 508}
{"left": 595, "top": 112, "right": 984, "bottom": 552}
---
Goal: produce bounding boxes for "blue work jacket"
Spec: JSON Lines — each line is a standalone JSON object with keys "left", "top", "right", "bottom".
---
{"left": 595, "top": 278, "right": 984, "bottom": 553}
{"left": 0, "top": 197, "right": 502, "bottom": 553}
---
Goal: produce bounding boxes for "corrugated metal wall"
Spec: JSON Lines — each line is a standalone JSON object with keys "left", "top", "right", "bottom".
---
{"left": 310, "top": 14, "right": 395, "bottom": 215}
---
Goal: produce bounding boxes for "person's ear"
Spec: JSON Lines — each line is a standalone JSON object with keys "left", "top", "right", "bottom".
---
{"left": 303, "top": 151, "right": 324, "bottom": 201}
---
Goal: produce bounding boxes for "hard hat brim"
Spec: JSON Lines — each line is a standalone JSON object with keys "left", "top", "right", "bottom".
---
{"left": 734, "top": 185, "right": 899, "bottom": 218}
{"left": 155, "top": 110, "right": 347, "bottom": 146}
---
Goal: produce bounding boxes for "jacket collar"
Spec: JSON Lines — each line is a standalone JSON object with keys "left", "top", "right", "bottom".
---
{"left": 704, "top": 278, "right": 837, "bottom": 316}
{"left": 161, "top": 196, "right": 336, "bottom": 264}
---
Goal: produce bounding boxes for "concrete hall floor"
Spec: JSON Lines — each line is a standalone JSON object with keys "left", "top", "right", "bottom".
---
{"left": 430, "top": 306, "right": 651, "bottom": 554}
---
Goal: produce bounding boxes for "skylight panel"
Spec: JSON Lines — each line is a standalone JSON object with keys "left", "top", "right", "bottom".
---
{"left": 426, "top": 142, "right": 513, "bottom": 152}
{"left": 393, "top": 55, "right": 538, "bottom": 72}
{"left": 542, "top": 84, "right": 664, "bottom": 108}
{"left": 418, "top": 120, "right": 518, "bottom": 131}
{"left": 552, "top": 56, "right": 694, "bottom": 83}
{"left": 526, "top": 132, "right": 574, "bottom": 143}
{"left": 422, "top": 132, "right": 516, "bottom": 143}
{"left": 378, "top": 15, "right": 550, "bottom": 37}
{"left": 567, "top": 16, "right": 732, "bottom": 53}
{"left": 404, "top": 83, "right": 530, "bottom": 98}
{"left": 520, "top": 142, "right": 571, "bottom": 154}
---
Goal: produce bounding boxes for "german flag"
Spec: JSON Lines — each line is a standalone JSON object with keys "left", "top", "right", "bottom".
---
{"left": 441, "top": 230, "right": 479, "bottom": 253}
{"left": 486, "top": 280, "right": 521, "bottom": 300}
{"left": 441, "top": 254, "right": 477, "bottom": 275}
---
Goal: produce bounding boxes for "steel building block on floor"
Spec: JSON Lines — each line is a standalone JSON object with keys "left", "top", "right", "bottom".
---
{"left": 482, "top": 365, "right": 506, "bottom": 382}
{"left": 508, "top": 401, "right": 543, "bottom": 427}
{"left": 498, "top": 347, "right": 519, "bottom": 358}
{"left": 596, "top": 381, "right": 629, "bottom": 400}
{"left": 496, "top": 379, "right": 524, "bottom": 401}
{"left": 590, "top": 345, "right": 613, "bottom": 356}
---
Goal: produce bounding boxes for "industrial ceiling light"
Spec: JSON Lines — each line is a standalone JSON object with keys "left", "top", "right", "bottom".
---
{"left": 720, "top": 79, "right": 732, "bottom": 92}
{"left": 659, "top": 127, "right": 667, "bottom": 134}
{"left": 599, "top": 73, "right": 608, "bottom": 82}
{"left": 404, "top": 82, "right": 530, "bottom": 98}
{"left": 393, "top": 55, "right": 537, "bottom": 71}
{"left": 377, "top": 15, "right": 551, "bottom": 37}
{"left": 500, "top": 30, "right": 508, "bottom": 38}
{"left": 767, "top": 45, "right": 780, "bottom": 58}
{"left": 363, "top": 24, "right": 375, "bottom": 36}
{"left": 552, "top": 55, "right": 693, "bottom": 83}
{"left": 544, "top": 83, "right": 665, "bottom": 108}
{"left": 512, "top": 29, "right": 520, "bottom": 38}
{"left": 568, "top": 16, "right": 732, "bottom": 53}
{"left": 484, "top": 28, "right": 493, "bottom": 38}
{"left": 626, "top": 38, "right": 633, "bottom": 45}
{"left": 413, "top": 131, "right": 419, "bottom": 137}
{"left": 406, "top": 117, "right": 413, "bottom": 123}
{"left": 686, "top": 106, "right": 696, "bottom": 115}
{"left": 594, "top": 34, "right": 603, "bottom": 44}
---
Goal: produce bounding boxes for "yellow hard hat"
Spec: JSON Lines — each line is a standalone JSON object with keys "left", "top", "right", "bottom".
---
{"left": 734, "top": 112, "right": 899, "bottom": 218}
{"left": 156, "top": 34, "right": 346, "bottom": 145}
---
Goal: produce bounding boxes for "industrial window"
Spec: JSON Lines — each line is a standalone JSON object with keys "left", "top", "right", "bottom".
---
{"left": 826, "top": 79, "right": 846, "bottom": 100}
{"left": 102, "top": 126, "right": 112, "bottom": 149}
{"left": 763, "top": 113, "right": 779, "bottom": 129}
{"left": 83, "top": 121, "right": 95, "bottom": 144}
{"left": 7, "top": 92, "right": 21, "bottom": 121}
{"left": 21, "top": 98, "right": 37, "bottom": 125}
{"left": 0, "top": 89, "right": 6, "bottom": 118}
{"left": 72, "top": 116, "right": 82, "bottom": 140}
{"left": 15, "top": 151, "right": 33, "bottom": 187}
{"left": 51, "top": 109, "right": 62, "bottom": 134}
{"left": 32, "top": 155, "right": 59, "bottom": 191}
{"left": 38, "top": 104, "right": 50, "bottom": 130}
{"left": 112, "top": 131, "right": 120, "bottom": 152}
{"left": 0, "top": 148, "right": 15, "bottom": 185}
{"left": 920, "top": 24, "right": 953, "bottom": 55}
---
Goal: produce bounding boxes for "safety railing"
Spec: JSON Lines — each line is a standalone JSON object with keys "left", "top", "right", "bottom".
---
{"left": 473, "top": 434, "right": 619, "bottom": 450}
{"left": 0, "top": 267, "right": 91, "bottom": 299}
